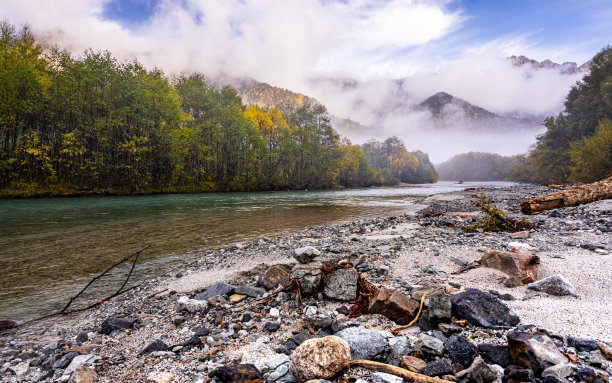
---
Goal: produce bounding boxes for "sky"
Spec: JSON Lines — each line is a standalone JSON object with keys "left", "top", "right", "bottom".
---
{"left": 1, "top": 0, "right": 611, "bottom": 161}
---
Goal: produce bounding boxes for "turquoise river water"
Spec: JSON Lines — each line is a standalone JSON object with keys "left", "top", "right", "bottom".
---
{"left": 0, "top": 181, "right": 516, "bottom": 322}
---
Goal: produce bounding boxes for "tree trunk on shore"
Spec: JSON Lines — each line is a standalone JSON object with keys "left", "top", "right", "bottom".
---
{"left": 520, "top": 176, "right": 612, "bottom": 215}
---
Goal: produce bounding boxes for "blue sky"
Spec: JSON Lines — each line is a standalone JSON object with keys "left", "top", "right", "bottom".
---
{"left": 100, "top": 0, "right": 611, "bottom": 65}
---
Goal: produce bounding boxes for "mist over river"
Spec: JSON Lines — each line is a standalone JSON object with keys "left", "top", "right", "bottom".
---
{"left": 0, "top": 182, "right": 516, "bottom": 322}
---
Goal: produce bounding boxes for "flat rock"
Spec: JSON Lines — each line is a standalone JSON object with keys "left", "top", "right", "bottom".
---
{"left": 235, "top": 285, "right": 266, "bottom": 298}
{"left": 147, "top": 372, "right": 175, "bottom": 383}
{"left": 368, "top": 287, "right": 419, "bottom": 325}
{"left": 63, "top": 354, "right": 100, "bottom": 377}
{"left": 422, "top": 358, "right": 454, "bottom": 377}
{"left": 261, "top": 266, "right": 291, "bottom": 290}
{"left": 229, "top": 294, "right": 248, "bottom": 303}
{"left": 140, "top": 339, "right": 169, "bottom": 355}
{"left": 210, "top": 364, "right": 263, "bottom": 383}
{"left": 445, "top": 334, "right": 478, "bottom": 368}
{"left": 527, "top": 275, "right": 577, "bottom": 296}
{"left": 480, "top": 249, "right": 539, "bottom": 287}
{"left": 293, "top": 246, "right": 321, "bottom": 264}
{"left": 99, "top": 317, "right": 136, "bottom": 335}
{"left": 289, "top": 336, "right": 350, "bottom": 382}
{"left": 401, "top": 355, "right": 427, "bottom": 372}
{"left": 195, "top": 282, "right": 237, "bottom": 301}
{"left": 507, "top": 330, "right": 568, "bottom": 375}
{"left": 372, "top": 372, "right": 404, "bottom": 383}
{"left": 324, "top": 267, "right": 358, "bottom": 301}
{"left": 567, "top": 337, "right": 598, "bottom": 352}
{"left": 335, "top": 326, "right": 388, "bottom": 360}
{"left": 266, "top": 354, "right": 291, "bottom": 370}
{"left": 451, "top": 288, "right": 520, "bottom": 328}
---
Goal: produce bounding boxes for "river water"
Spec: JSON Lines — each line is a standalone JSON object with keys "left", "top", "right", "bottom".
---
{"left": 0, "top": 181, "right": 515, "bottom": 322}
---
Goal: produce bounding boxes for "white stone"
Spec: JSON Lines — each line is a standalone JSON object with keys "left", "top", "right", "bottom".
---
{"left": 63, "top": 354, "right": 99, "bottom": 377}
{"left": 269, "top": 308, "right": 280, "bottom": 318}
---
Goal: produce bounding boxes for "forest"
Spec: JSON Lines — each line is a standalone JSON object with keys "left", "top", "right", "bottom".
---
{"left": 436, "top": 152, "right": 519, "bottom": 181}
{"left": 0, "top": 22, "right": 437, "bottom": 197}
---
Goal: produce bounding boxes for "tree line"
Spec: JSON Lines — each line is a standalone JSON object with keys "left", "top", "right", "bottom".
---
{"left": 436, "top": 152, "right": 519, "bottom": 181}
{"left": 0, "top": 22, "right": 437, "bottom": 197}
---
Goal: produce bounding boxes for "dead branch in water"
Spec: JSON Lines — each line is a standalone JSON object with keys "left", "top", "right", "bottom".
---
{"left": 59, "top": 245, "right": 150, "bottom": 314}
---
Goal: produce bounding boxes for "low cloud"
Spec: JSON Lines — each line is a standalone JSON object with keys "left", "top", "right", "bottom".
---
{"left": 0, "top": 0, "right": 587, "bottom": 162}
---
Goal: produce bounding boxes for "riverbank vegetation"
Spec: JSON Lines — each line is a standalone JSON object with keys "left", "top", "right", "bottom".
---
{"left": 512, "top": 46, "right": 612, "bottom": 184}
{"left": 0, "top": 22, "right": 437, "bottom": 197}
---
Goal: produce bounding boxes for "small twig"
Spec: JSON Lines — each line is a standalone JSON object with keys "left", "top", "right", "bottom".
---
{"left": 391, "top": 292, "right": 427, "bottom": 335}
{"left": 452, "top": 261, "right": 481, "bottom": 274}
{"left": 146, "top": 289, "right": 168, "bottom": 299}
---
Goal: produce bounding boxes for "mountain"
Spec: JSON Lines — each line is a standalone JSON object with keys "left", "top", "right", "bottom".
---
{"left": 417, "top": 92, "right": 540, "bottom": 129}
{"left": 509, "top": 55, "right": 591, "bottom": 74}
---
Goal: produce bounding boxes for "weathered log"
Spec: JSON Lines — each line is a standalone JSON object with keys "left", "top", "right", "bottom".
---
{"left": 349, "top": 360, "right": 455, "bottom": 383}
{"left": 520, "top": 176, "right": 612, "bottom": 215}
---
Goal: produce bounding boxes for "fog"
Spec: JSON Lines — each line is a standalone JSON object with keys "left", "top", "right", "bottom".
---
{"left": 1, "top": 0, "right": 587, "bottom": 162}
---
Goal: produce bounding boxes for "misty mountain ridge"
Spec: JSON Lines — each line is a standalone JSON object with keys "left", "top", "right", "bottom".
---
{"left": 417, "top": 91, "right": 542, "bottom": 129}
{"left": 509, "top": 55, "right": 592, "bottom": 74}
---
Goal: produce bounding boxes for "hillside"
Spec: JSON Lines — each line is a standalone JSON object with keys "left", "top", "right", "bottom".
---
{"left": 509, "top": 55, "right": 592, "bottom": 74}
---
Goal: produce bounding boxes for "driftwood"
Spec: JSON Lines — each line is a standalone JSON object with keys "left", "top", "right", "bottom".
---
{"left": 349, "top": 360, "right": 455, "bottom": 383}
{"left": 521, "top": 176, "right": 612, "bottom": 215}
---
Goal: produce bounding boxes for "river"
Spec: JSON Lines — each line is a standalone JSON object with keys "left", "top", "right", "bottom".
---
{"left": 0, "top": 181, "right": 516, "bottom": 322}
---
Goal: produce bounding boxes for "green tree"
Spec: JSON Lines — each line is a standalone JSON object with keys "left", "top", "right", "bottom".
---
{"left": 570, "top": 119, "right": 612, "bottom": 182}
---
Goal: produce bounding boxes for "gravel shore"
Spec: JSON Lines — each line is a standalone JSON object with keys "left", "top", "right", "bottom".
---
{"left": 1, "top": 184, "right": 611, "bottom": 383}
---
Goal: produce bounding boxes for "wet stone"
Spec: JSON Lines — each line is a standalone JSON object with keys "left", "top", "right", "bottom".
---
{"left": 100, "top": 317, "right": 136, "bottom": 335}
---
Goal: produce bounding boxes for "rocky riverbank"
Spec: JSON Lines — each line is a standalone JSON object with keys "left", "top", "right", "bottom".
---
{"left": 1, "top": 184, "right": 611, "bottom": 383}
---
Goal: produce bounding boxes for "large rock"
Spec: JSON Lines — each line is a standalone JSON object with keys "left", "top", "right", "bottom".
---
{"left": 335, "top": 326, "right": 388, "bottom": 360}
{"left": 456, "top": 357, "right": 499, "bottom": 383}
{"left": 527, "top": 275, "right": 577, "bottom": 296}
{"left": 99, "top": 317, "right": 136, "bottom": 335}
{"left": 478, "top": 343, "right": 512, "bottom": 367}
{"left": 210, "top": 364, "right": 263, "bottom": 383}
{"left": 368, "top": 287, "right": 420, "bottom": 325}
{"left": 324, "top": 267, "right": 358, "bottom": 301}
{"left": 445, "top": 334, "right": 478, "bottom": 368}
{"left": 292, "top": 262, "right": 323, "bottom": 295}
{"left": 194, "top": 282, "right": 237, "bottom": 301}
{"left": 261, "top": 266, "right": 291, "bottom": 290}
{"left": 289, "top": 336, "right": 350, "bottom": 382}
{"left": 451, "top": 288, "right": 520, "bottom": 328}
{"left": 293, "top": 246, "right": 321, "bottom": 264}
{"left": 480, "top": 249, "right": 540, "bottom": 287}
{"left": 507, "top": 330, "right": 568, "bottom": 375}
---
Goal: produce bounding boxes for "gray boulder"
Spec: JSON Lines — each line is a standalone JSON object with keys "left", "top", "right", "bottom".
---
{"left": 292, "top": 262, "right": 323, "bottom": 295}
{"left": 324, "top": 267, "right": 358, "bottom": 301}
{"left": 335, "top": 326, "right": 388, "bottom": 360}
{"left": 235, "top": 285, "right": 266, "bottom": 298}
{"left": 418, "top": 334, "right": 444, "bottom": 356}
{"left": 527, "top": 275, "right": 577, "bottom": 296}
